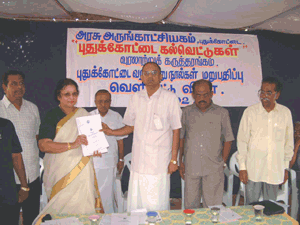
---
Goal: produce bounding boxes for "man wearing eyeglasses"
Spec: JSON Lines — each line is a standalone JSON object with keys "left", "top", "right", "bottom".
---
{"left": 90, "top": 89, "right": 127, "bottom": 213}
{"left": 0, "top": 70, "right": 41, "bottom": 225}
{"left": 237, "top": 77, "right": 294, "bottom": 204}
{"left": 101, "top": 62, "right": 182, "bottom": 211}
{"left": 179, "top": 79, "right": 234, "bottom": 208}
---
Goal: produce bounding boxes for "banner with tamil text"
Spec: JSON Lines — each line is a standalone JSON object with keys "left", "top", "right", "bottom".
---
{"left": 67, "top": 28, "right": 262, "bottom": 107}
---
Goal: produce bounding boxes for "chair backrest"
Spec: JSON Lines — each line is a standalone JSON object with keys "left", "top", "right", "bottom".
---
{"left": 120, "top": 153, "right": 132, "bottom": 177}
{"left": 39, "top": 158, "right": 44, "bottom": 181}
{"left": 289, "top": 169, "right": 298, "bottom": 218}
{"left": 229, "top": 151, "right": 240, "bottom": 177}
{"left": 223, "top": 166, "right": 231, "bottom": 179}
{"left": 223, "top": 165, "right": 234, "bottom": 207}
{"left": 39, "top": 157, "right": 48, "bottom": 211}
{"left": 124, "top": 153, "right": 131, "bottom": 171}
{"left": 39, "top": 158, "right": 44, "bottom": 175}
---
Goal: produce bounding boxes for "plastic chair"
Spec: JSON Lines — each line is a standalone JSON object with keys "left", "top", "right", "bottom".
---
{"left": 223, "top": 166, "right": 234, "bottom": 207}
{"left": 181, "top": 176, "right": 185, "bottom": 209}
{"left": 229, "top": 151, "right": 289, "bottom": 213}
{"left": 114, "top": 153, "right": 131, "bottom": 213}
{"left": 289, "top": 169, "right": 298, "bottom": 219}
{"left": 181, "top": 165, "right": 234, "bottom": 209}
{"left": 39, "top": 158, "right": 47, "bottom": 211}
{"left": 265, "top": 178, "right": 288, "bottom": 214}
{"left": 229, "top": 151, "right": 246, "bottom": 206}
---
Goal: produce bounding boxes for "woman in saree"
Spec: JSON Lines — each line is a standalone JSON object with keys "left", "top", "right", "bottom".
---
{"left": 33, "top": 78, "right": 103, "bottom": 224}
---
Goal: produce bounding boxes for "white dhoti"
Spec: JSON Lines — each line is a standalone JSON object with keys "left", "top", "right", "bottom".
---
{"left": 94, "top": 167, "right": 117, "bottom": 213}
{"left": 127, "top": 171, "right": 170, "bottom": 212}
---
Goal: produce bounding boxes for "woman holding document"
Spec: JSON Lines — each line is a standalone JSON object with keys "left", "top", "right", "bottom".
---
{"left": 33, "top": 78, "right": 103, "bottom": 224}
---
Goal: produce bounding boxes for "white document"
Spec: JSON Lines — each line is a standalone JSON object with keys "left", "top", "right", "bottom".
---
{"left": 131, "top": 208, "right": 147, "bottom": 224}
{"left": 41, "top": 217, "right": 83, "bottom": 225}
{"left": 76, "top": 114, "right": 109, "bottom": 156}
{"left": 111, "top": 213, "right": 139, "bottom": 225}
{"left": 209, "top": 205, "right": 242, "bottom": 223}
{"left": 99, "top": 215, "right": 111, "bottom": 225}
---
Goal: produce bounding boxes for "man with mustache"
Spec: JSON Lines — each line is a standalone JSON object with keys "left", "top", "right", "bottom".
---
{"left": 179, "top": 79, "right": 234, "bottom": 208}
{"left": 0, "top": 70, "right": 41, "bottom": 225}
{"left": 101, "top": 62, "right": 182, "bottom": 211}
{"left": 237, "top": 77, "right": 294, "bottom": 204}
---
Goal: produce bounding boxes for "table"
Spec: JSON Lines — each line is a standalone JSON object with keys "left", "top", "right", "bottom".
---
{"left": 40, "top": 205, "right": 299, "bottom": 224}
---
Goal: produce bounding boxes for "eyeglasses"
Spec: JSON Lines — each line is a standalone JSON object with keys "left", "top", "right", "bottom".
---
{"left": 61, "top": 92, "right": 79, "bottom": 98}
{"left": 258, "top": 90, "right": 276, "bottom": 97}
{"left": 96, "top": 100, "right": 111, "bottom": 104}
{"left": 142, "top": 70, "right": 159, "bottom": 77}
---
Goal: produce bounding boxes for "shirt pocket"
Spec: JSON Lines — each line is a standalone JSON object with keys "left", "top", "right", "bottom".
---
{"left": 205, "top": 120, "right": 221, "bottom": 136}
{"left": 19, "top": 114, "right": 37, "bottom": 139}
{"left": 274, "top": 121, "right": 284, "bottom": 141}
{"left": 151, "top": 113, "right": 166, "bottom": 131}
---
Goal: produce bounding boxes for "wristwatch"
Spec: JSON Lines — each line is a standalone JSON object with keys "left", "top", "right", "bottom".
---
{"left": 170, "top": 159, "right": 177, "bottom": 164}
{"left": 21, "top": 187, "right": 30, "bottom": 191}
{"left": 119, "top": 159, "right": 124, "bottom": 162}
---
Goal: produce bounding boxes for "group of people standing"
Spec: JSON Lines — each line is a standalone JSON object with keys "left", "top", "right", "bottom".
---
{"left": 0, "top": 61, "right": 298, "bottom": 225}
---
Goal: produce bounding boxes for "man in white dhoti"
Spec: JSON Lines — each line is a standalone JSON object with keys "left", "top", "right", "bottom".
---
{"left": 102, "top": 62, "right": 182, "bottom": 211}
{"left": 90, "top": 89, "right": 127, "bottom": 213}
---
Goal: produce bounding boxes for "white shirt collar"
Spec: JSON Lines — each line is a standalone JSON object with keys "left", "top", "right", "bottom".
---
{"left": 258, "top": 101, "right": 278, "bottom": 114}
{"left": 91, "top": 108, "right": 111, "bottom": 118}
{"left": 2, "top": 95, "right": 24, "bottom": 109}
{"left": 141, "top": 86, "right": 162, "bottom": 99}
{"left": 2, "top": 95, "right": 12, "bottom": 108}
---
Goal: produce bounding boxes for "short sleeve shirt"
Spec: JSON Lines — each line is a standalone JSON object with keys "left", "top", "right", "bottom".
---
{"left": 123, "top": 87, "right": 182, "bottom": 175}
{"left": 90, "top": 109, "right": 127, "bottom": 169}
{"left": 0, "top": 118, "right": 22, "bottom": 205}
{"left": 180, "top": 103, "right": 234, "bottom": 176}
{"left": 0, "top": 95, "right": 40, "bottom": 184}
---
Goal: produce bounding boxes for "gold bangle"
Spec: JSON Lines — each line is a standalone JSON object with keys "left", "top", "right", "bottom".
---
{"left": 67, "top": 142, "right": 71, "bottom": 150}
{"left": 21, "top": 187, "right": 30, "bottom": 191}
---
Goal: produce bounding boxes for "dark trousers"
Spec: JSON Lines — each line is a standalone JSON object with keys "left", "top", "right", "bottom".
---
{"left": 0, "top": 203, "right": 20, "bottom": 225}
{"left": 15, "top": 177, "right": 41, "bottom": 225}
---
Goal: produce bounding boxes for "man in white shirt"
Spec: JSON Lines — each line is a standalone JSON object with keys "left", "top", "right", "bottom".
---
{"left": 102, "top": 62, "right": 182, "bottom": 211}
{"left": 237, "top": 77, "right": 294, "bottom": 204}
{"left": 0, "top": 70, "right": 41, "bottom": 225}
{"left": 90, "top": 89, "right": 127, "bottom": 213}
